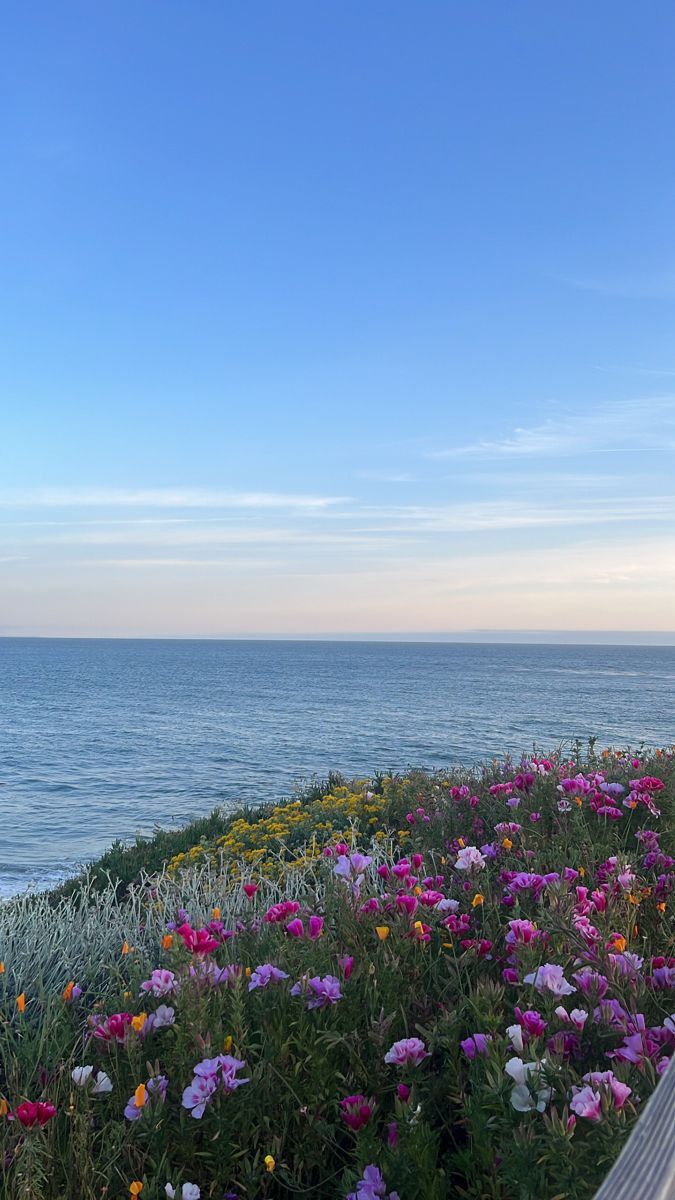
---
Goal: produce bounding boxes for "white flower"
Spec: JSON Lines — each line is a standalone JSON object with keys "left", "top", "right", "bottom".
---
{"left": 506, "top": 1024, "right": 524, "bottom": 1053}
{"left": 454, "top": 846, "right": 486, "bottom": 872}
{"left": 165, "top": 1187, "right": 200, "bottom": 1200}
{"left": 72, "top": 1064, "right": 112, "bottom": 1095}
{"left": 71, "top": 1065, "right": 94, "bottom": 1087}
{"left": 504, "top": 1057, "right": 552, "bottom": 1113}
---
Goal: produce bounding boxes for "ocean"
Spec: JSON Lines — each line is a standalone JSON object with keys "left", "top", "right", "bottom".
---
{"left": 1, "top": 638, "right": 673, "bottom": 897}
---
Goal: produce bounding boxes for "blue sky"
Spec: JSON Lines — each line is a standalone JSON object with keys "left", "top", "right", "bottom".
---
{"left": 2, "top": 2, "right": 675, "bottom": 637}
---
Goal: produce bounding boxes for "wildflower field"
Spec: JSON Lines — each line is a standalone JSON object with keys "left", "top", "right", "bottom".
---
{"left": 1, "top": 744, "right": 674, "bottom": 1200}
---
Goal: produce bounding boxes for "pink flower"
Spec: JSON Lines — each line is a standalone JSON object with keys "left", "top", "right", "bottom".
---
{"left": 583, "top": 1070, "right": 632, "bottom": 1109}
{"left": 570, "top": 1085, "right": 602, "bottom": 1122}
{"left": 338, "top": 955, "right": 354, "bottom": 978}
{"left": 140, "top": 969, "right": 178, "bottom": 998}
{"left": 384, "top": 1037, "right": 430, "bottom": 1068}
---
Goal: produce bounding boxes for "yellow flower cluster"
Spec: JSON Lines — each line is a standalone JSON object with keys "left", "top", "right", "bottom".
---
{"left": 168, "top": 783, "right": 392, "bottom": 879}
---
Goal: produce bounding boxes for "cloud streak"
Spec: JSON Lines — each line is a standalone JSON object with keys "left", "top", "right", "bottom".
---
{"left": 0, "top": 488, "right": 351, "bottom": 510}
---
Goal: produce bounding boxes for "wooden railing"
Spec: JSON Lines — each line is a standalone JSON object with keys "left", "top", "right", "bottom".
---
{"left": 594, "top": 1057, "right": 675, "bottom": 1200}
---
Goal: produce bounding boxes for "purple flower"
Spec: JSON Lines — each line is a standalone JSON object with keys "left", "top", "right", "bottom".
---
{"left": 461, "top": 1033, "right": 492, "bottom": 1060}
{"left": 181, "top": 1055, "right": 249, "bottom": 1119}
{"left": 142, "top": 1004, "right": 175, "bottom": 1034}
{"left": 345, "top": 1164, "right": 400, "bottom": 1200}
{"left": 290, "top": 974, "right": 343, "bottom": 1009}
{"left": 248, "top": 963, "right": 290, "bottom": 991}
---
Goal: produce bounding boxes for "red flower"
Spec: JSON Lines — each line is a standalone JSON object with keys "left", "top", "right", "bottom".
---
{"left": 15, "top": 1101, "right": 57, "bottom": 1128}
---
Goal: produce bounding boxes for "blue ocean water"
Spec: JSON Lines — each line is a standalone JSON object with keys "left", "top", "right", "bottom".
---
{"left": 1, "top": 638, "right": 673, "bottom": 897}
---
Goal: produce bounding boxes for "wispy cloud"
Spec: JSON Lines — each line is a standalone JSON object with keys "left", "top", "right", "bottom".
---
{"left": 0, "top": 488, "right": 350, "bottom": 510}
{"left": 427, "top": 397, "right": 675, "bottom": 460}
{"left": 556, "top": 270, "right": 675, "bottom": 300}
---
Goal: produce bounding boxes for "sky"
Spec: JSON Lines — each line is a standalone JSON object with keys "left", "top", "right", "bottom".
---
{"left": 2, "top": 2, "right": 675, "bottom": 639}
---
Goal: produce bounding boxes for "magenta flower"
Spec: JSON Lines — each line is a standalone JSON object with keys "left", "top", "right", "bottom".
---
{"left": 340, "top": 1094, "right": 375, "bottom": 1131}
{"left": 583, "top": 1070, "right": 632, "bottom": 1109}
{"left": 177, "top": 923, "right": 220, "bottom": 955}
{"left": 338, "top": 955, "right": 354, "bottom": 978}
{"left": 264, "top": 900, "right": 300, "bottom": 923}
{"left": 309, "top": 915, "right": 325, "bottom": 939}
{"left": 384, "top": 1037, "right": 430, "bottom": 1068}
{"left": 286, "top": 918, "right": 305, "bottom": 937}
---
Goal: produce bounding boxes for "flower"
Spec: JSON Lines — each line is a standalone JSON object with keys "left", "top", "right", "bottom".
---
{"left": 523, "top": 964, "right": 576, "bottom": 997}
{"left": 290, "top": 974, "right": 343, "bottom": 1009}
{"left": 264, "top": 1155, "right": 276, "bottom": 1172}
{"left": 340, "top": 1093, "right": 375, "bottom": 1130}
{"left": 248, "top": 963, "right": 290, "bottom": 991}
{"left": 375, "top": 926, "right": 390, "bottom": 941}
{"left": 14, "top": 1101, "right": 57, "bottom": 1127}
{"left": 124, "top": 1076, "right": 168, "bottom": 1121}
{"left": 165, "top": 1186, "right": 200, "bottom": 1199}
{"left": 182, "top": 1056, "right": 249, "bottom": 1119}
{"left": 454, "top": 846, "right": 486, "bottom": 872}
{"left": 346, "top": 1163, "right": 401, "bottom": 1200}
{"left": 177, "top": 923, "right": 220, "bottom": 955}
{"left": 129, "top": 1185, "right": 143, "bottom": 1197}
{"left": 16, "top": 993, "right": 26, "bottom": 1013}
{"left": 570, "top": 1085, "right": 602, "bottom": 1122}
{"left": 504, "top": 1058, "right": 552, "bottom": 1113}
{"left": 140, "top": 969, "right": 178, "bottom": 998}
{"left": 384, "top": 1037, "right": 430, "bottom": 1067}
{"left": 71, "top": 1065, "right": 113, "bottom": 1094}
{"left": 243, "top": 882, "right": 258, "bottom": 898}
{"left": 460, "top": 1033, "right": 492, "bottom": 1059}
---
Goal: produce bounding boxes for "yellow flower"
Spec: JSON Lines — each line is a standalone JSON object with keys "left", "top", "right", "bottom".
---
{"left": 161, "top": 934, "right": 173, "bottom": 950}
{"left": 131, "top": 1013, "right": 147, "bottom": 1033}
{"left": 472, "top": 893, "right": 484, "bottom": 908}
{"left": 16, "top": 993, "right": 25, "bottom": 1013}
{"left": 129, "top": 1184, "right": 144, "bottom": 1197}
{"left": 245, "top": 966, "right": 252, "bottom": 978}
{"left": 442, "top": 941, "right": 453, "bottom": 949}
{"left": 223, "top": 1035, "right": 233, "bottom": 1052}
{"left": 375, "top": 926, "right": 390, "bottom": 941}
{"left": 264, "top": 1155, "right": 276, "bottom": 1172}
{"left": 212, "top": 907, "right": 221, "bottom": 919}
{"left": 501, "top": 837, "right": 513, "bottom": 851}
{"left": 134, "top": 1083, "right": 147, "bottom": 1109}
{"left": 579, "top": 867, "right": 585, "bottom": 877}
{"left": 457, "top": 837, "right": 465, "bottom": 848}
